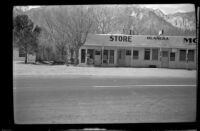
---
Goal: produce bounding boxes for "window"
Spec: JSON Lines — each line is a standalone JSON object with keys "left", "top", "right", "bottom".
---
{"left": 170, "top": 52, "right": 175, "bottom": 61}
{"left": 133, "top": 50, "right": 139, "bottom": 59}
{"left": 109, "top": 50, "right": 114, "bottom": 64}
{"left": 103, "top": 50, "right": 108, "bottom": 64}
{"left": 152, "top": 48, "right": 159, "bottom": 60}
{"left": 144, "top": 49, "right": 150, "bottom": 60}
{"left": 179, "top": 50, "right": 186, "bottom": 61}
{"left": 81, "top": 49, "right": 86, "bottom": 63}
{"left": 95, "top": 50, "right": 101, "bottom": 55}
{"left": 162, "top": 51, "right": 168, "bottom": 57}
{"left": 188, "top": 50, "right": 194, "bottom": 62}
{"left": 118, "top": 50, "right": 122, "bottom": 59}
{"left": 88, "top": 49, "right": 94, "bottom": 59}
{"left": 126, "top": 50, "right": 131, "bottom": 56}
{"left": 19, "top": 48, "right": 25, "bottom": 57}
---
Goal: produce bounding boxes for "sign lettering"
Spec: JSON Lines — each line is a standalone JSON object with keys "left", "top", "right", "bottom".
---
{"left": 147, "top": 36, "right": 169, "bottom": 40}
{"left": 184, "top": 38, "right": 197, "bottom": 44}
{"left": 110, "top": 35, "right": 132, "bottom": 42}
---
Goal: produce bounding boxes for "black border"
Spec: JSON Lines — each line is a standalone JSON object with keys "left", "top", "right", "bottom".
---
{"left": 3, "top": 0, "right": 199, "bottom": 130}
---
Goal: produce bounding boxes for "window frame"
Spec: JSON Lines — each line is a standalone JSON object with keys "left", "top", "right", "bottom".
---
{"left": 187, "top": 50, "right": 195, "bottom": 62}
{"left": 95, "top": 50, "right": 101, "bottom": 55}
{"left": 126, "top": 50, "right": 131, "bottom": 56}
{"left": 144, "top": 48, "right": 151, "bottom": 60}
{"left": 179, "top": 49, "right": 186, "bottom": 61}
{"left": 133, "top": 50, "right": 139, "bottom": 60}
{"left": 170, "top": 52, "right": 175, "bottom": 61}
{"left": 81, "top": 49, "right": 86, "bottom": 63}
{"left": 109, "top": 50, "right": 114, "bottom": 64}
{"left": 152, "top": 48, "right": 159, "bottom": 61}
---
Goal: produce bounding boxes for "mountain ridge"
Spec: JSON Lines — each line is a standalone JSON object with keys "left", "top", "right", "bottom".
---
{"left": 14, "top": 5, "right": 196, "bottom": 36}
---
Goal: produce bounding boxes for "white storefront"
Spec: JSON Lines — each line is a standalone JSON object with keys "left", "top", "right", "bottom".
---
{"left": 79, "top": 34, "right": 197, "bottom": 69}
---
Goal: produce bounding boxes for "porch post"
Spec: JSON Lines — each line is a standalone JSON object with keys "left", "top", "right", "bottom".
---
{"left": 160, "top": 47, "right": 162, "bottom": 68}
{"left": 85, "top": 48, "right": 88, "bottom": 64}
{"left": 131, "top": 47, "right": 133, "bottom": 66}
{"left": 79, "top": 48, "right": 81, "bottom": 64}
{"left": 114, "top": 49, "right": 117, "bottom": 66}
{"left": 101, "top": 46, "right": 104, "bottom": 65}
{"left": 186, "top": 49, "right": 188, "bottom": 69}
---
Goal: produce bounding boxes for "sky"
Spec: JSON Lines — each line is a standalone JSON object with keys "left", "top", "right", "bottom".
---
{"left": 27, "top": 4, "right": 195, "bottom": 15}
{"left": 139, "top": 4, "right": 195, "bottom": 14}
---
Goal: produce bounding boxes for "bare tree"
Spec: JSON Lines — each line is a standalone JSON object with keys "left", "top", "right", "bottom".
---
{"left": 43, "top": 12, "right": 68, "bottom": 64}
{"left": 90, "top": 5, "right": 116, "bottom": 34}
{"left": 54, "top": 6, "right": 93, "bottom": 65}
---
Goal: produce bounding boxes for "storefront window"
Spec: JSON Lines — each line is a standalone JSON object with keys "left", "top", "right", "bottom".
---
{"left": 144, "top": 49, "right": 150, "bottom": 60}
{"left": 152, "top": 48, "right": 158, "bottom": 60}
{"left": 81, "top": 49, "right": 86, "bottom": 63}
{"left": 133, "top": 50, "right": 138, "bottom": 59}
{"left": 188, "top": 50, "right": 194, "bottom": 62}
{"left": 109, "top": 50, "right": 114, "bottom": 64}
{"left": 170, "top": 52, "right": 175, "bottom": 61}
{"left": 103, "top": 50, "right": 108, "bottom": 64}
{"left": 118, "top": 50, "right": 122, "bottom": 59}
{"left": 179, "top": 49, "right": 186, "bottom": 61}
{"left": 87, "top": 49, "right": 94, "bottom": 65}
{"left": 88, "top": 49, "right": 94, "bottom": 59}
{"left": 162, "top": 51, "right": 168, "bottom": 57}
{"left": 95, "top": 50, "right": 101, "bottom": 55}
{"left": 126, "top": 50, "right": 131, "bottom": 56}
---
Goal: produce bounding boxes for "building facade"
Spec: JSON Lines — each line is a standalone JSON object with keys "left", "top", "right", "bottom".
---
{"left": 79, "top": 34, "right": 197, "bottom": 69}
{"left": 13, "top": 47, "right": 36, "bottom": 62}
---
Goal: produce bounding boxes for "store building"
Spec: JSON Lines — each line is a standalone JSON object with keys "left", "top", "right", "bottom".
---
{"left": 79, "top": 34, "right": 197, "bottom": 69}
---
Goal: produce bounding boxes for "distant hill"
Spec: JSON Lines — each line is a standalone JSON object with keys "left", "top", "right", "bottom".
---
{"left": 13, "top": 5, "right": 196, "bottom": 36}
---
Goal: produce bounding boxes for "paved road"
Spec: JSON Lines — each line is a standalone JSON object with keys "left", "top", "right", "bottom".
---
{"left": 13, "top": 75, "right": 196, "bottom": 124}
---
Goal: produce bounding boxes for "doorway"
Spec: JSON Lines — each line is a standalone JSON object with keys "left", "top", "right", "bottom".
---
{"left": 161, "top": 51, "right": 169, "bottom": 68}
{"left": 125, "top": 50, "right": 131, "bottom": 66}
{"left": 117, "top": 49, "right": 126, "bottom": 66}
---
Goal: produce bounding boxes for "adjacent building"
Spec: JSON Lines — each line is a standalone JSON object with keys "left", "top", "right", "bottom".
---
{"left": 79, "top": 34, "right": 197, "bottom": 69}
{"left": 13, "top": 47, "right": 36, "bottom": 63}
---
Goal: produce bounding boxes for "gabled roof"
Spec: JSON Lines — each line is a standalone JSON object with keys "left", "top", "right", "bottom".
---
{"left": 83, "top": 34, "right": 197, "bottom": 49}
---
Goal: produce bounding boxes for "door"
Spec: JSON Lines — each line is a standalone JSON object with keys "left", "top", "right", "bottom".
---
{"left": 103, "top": 50, "right": 109, "bottom": 64}
{"left": 81, "top": 49, "right": 86, "bottom": 63}
{"left": 125, "top": 50, "right": 131, "bottom": 66}
{"left": 161, "top": 51, "right": 169, "bottom": 68}
{"left": 87, "top": 49, "right": 95, "bottom": 65}
{"left": 94, "top": 50, "right": 101, "bottom": 66}
{"left": 117, "top": 49, "right": 126, "bottom": 66}
{"left": 187, "top": 50, "right": 195, "bottom": 69}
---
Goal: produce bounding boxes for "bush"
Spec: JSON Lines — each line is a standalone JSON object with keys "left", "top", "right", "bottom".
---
{"left": 149, "top": 65, "right": 157, "bottom": 68}
{"left": 52, "top": 60, "right": 65, "bottom": 65}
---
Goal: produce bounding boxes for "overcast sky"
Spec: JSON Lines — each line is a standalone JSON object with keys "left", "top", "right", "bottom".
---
{"left": 27, "top": 4, "right": 195, "bottom": 15}
{"left": 139, "top": 4, "right": 195, "bottom": 14}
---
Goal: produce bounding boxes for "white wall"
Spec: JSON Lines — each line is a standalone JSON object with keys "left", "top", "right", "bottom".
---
{"left": 79, "top": 46, "right": 196, "bottom": 69}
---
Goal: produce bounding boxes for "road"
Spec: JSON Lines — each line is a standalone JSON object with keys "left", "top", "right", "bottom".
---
{"left": 13, "top": 75, "right": 196, "bottom": 124}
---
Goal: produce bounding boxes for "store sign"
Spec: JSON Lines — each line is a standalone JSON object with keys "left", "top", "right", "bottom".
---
{"left": 183, "top": 38, "right": 197, "bottom": 44}
{"left": 110, "top": 35, "right": 132, "bottom": 42}
{"left": 147, "top": 36, "right": 169, "bottom": 40}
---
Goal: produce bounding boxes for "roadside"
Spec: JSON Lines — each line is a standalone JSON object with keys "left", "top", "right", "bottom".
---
{"left": 13, "top": 61, "right": 196, "bottom": 78}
